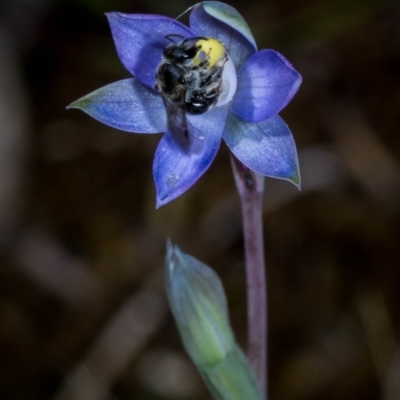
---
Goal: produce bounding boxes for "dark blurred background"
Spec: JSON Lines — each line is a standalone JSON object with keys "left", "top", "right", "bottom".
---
{"left": 1, "top": 0, "right": 400, "bottom": 399}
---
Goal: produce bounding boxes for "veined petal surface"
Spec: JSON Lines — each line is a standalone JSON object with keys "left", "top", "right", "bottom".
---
{"left": 68, "top": 79, "right": 167, "bottom": 133}
{"left": 153, "top": 106, "right": 228, "bottom": 207}
{"left": 189, "top": 2, "right": 257, "bottom": 69}
{"left": 223, "top": 114, "right": 300, "bottom": 185}
{"left": 107, "top": 13, "right": 194, "bottom": 88}
{"left": 230, "top": 50, "right": 302, "bottom": 122}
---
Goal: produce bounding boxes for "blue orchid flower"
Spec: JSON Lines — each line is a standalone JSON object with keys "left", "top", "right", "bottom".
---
{"left": 69, "top": 1, "right": 302, "bottom": 207}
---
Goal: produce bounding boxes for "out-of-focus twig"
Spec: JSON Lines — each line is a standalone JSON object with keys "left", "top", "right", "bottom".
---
{"left": 328, "top": 106, "right": 400, "bottom": 212}
{"left": 355, "top": 290, "right": 397, "bottom": 383}
{"left": 53, "top": 271, "right": 168, "bottom": 400}
{"left": 12, "top": 228, "right": 107, "bottom": 307}
{"left": 382, "top": 349, "right": 400, "bottom": 400}
{"left": 0, "top": 29, "right": 28, "bottom": 249}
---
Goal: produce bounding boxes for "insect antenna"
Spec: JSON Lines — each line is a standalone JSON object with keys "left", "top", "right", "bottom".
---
{"left": 175, "top": 5, "right": 195, "bottom": 21}
{"left": 165, "top": 33, "right": 185, "bottom": 42}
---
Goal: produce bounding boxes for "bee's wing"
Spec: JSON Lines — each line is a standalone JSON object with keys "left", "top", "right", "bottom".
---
{"left": 162, "top": 96, "right": 205, "bottom": 154}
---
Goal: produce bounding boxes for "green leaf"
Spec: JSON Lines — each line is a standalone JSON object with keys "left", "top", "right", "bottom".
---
{"left": 165, "top": 242, "right": 263, "bottom": 400}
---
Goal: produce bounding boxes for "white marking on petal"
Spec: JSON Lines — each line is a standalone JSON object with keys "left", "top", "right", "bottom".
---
{"left": 216, "top": 55, "right": 237, "bottom": 107}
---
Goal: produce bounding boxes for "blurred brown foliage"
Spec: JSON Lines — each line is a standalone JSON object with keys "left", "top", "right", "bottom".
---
{"left": 0, "top": 0, "right": 400, "bottom": 399}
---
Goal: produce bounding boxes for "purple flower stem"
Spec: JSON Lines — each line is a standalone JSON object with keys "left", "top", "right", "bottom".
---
{"left": 230, "top": 155, "right": 267, "bottom": 397}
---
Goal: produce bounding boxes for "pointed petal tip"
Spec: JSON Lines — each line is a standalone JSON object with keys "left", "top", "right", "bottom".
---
{"left": 165, "top": 240, "right": 185, "bottom": 275}
{"left": 105, "top": 11, "right": 122, "bottom": 19}
{"left": 297, "top": 72, "right": 303, "bottom": 85}
{"left": 105, "top": 12, "right": 123, "bottom": 24}
{"left": 166, "top": 238, "right": 173, "bottom": 253}
{"left": 66, "top": 94, "right": 91, "bottom": 111}
{"left": 291, "top": 71, "right": 303, "bottom": 98}
{"left": 289, "top": 170, "right": 301, "bottom": 190}
{"left": 156, "top": 191, "right": 183, "bottom": 208}
{"left": 166, "top": 238, "right": 177, "bottom": 265}
{"left": 66, "top": 100, "right": 80, "bottom": 110}
{"left": 105, "top": 11, "right": 130, "bottom": 21}
{"left": 156, "top": 195, "right": 173, "bottom": 209}
{"left": 104, "top": 12, "right": 113, "bottom": 22}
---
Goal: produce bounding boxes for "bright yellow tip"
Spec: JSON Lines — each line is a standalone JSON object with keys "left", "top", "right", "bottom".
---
{"left": 194, "top": 38, "right": 226, "bottom": 67}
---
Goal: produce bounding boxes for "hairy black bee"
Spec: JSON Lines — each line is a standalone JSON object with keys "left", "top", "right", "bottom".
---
{"left": 155, "top": 37, "right": 227, "bottom": 150}
{"left": 162, "top": 35, "right": 204, "bottom": 66}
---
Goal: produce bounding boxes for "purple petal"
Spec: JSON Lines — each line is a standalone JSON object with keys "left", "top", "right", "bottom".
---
{"left": 189, "top": 2, "right": 257, "bottom": 69}
{"left": 106, "top": 13, "right": 194, "bottom": 88}
{"left": 223, "top": 113, "right": 300, "bottom": 185}
{"left": 68, "top": 79, "right": 167, "bottom": 133}
{"left": 230, "top": 50, "right": 302, "bottom": 123}
{"left": 153, "top": 106, "right": 228, "bottom": 207}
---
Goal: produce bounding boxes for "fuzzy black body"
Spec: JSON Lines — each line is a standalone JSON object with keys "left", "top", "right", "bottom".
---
{"left": 155, "top": 37, "right": 225, "bottom": 150}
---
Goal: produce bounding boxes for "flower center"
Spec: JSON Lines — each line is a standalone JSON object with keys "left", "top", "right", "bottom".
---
{"left": 156, "top": 37, "right": 237, "bottom": 115}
